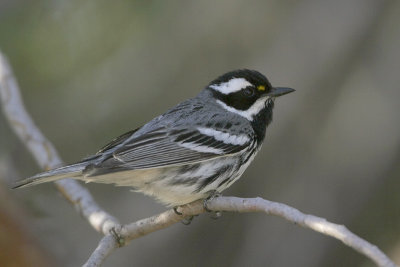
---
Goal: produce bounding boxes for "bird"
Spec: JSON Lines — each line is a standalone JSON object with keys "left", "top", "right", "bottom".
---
{"left": 15, "top": 69, "right": 294, "bottom": 207}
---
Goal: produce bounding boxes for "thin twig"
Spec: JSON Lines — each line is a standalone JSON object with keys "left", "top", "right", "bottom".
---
{"left": 85, "top": 197, "right": 397, "bottom": 267}
{"left": 83, "top": 235, "right": 118, "bottom": 267}
{"left": 0, "top": 50, "right": 397, "bottom": 267}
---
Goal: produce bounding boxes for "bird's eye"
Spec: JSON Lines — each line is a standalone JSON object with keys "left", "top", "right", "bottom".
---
{"left": 243, "top": 87, "right": 255, "bottom": 97}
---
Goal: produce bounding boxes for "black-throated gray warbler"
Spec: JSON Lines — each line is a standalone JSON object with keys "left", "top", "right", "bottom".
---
{"left": 15, "top": 69, "right": 294, "bottom": 207}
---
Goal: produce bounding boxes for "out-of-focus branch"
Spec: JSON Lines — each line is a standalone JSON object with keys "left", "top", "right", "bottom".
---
{"left": 0, "top": 50, "right": 397, "bottom": 267}
{"left": 0, "top": 51, "right": 119, "bottom": 235}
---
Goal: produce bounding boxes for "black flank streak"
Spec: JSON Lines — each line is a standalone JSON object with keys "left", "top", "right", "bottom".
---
{"left": 169, "top": 177, "right": 200, "bottom": 186}
{"left": 195, "top": 165, "right": 231, "bottom": 193}
{"left": 217, "top": 177, "right": 231, "bottom": 188}
{"left": 241, "top": 148, "right": 256, "bottom": 166}
{"left": 177, "top": 164, "right": 200, "bottom": 174}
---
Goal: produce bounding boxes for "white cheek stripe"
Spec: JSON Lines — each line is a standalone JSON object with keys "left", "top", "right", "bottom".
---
{"left": 209, "top": 78, "right": 252, "bottom": 94}
{"left": 197, "top": 127, "right": 250, "bottom": 146}
{"left": 216, "top": 97, "right": 271, "bottom": 121}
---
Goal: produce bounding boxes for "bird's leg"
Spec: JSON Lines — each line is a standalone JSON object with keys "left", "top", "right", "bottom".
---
{"left": 174, "top": 190, "right": 222, "bottom": 224}
{"left": 203, "top": 190, "right": 222, "bottom": 219}
{"left": 203, "top": 190, "right": 221, "bottom": 211}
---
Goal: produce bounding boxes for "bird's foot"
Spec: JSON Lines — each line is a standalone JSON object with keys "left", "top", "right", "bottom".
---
{"left": 181, "top": 216, "right": 195, "bottom": 225}
{"left": 173, "top": 206, "right": 183, "bottom": 215}
{"left": 203, "top": 190, "right": 222, "bottom": 219}
{"left": 174, "top": 206, "right": 198, "bottom": 225}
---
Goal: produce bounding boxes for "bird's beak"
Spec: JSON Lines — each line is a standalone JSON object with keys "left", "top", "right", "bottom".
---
{"left": 268, "top": 87, "right": 295, "bottom": 97}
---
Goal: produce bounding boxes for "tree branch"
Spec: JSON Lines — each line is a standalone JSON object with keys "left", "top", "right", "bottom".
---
{"left": 0, "top": 51, "right": 119, "bottom": 235}
{"left": 0, "top": 50, "right": 397, "bottom": 267}
{"left": 84, "top": 197, "right": 397, "bottom": 267}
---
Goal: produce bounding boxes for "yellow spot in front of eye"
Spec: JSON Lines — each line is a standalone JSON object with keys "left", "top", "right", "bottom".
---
{"left": 257, "top": 85, "right": 265, "bottom": 91}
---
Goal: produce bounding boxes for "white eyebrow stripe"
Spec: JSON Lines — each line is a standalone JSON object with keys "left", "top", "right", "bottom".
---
{"left": 216, "top": 97, "right": 272, "bottom": 121}
{"left": 197, "top": 127, "right": 250, "bottom": 146}
{"left": 209, "top": 78, "right": 252, "bottom": 95}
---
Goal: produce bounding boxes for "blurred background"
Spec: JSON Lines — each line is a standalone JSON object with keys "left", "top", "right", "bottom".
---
{"left": 0, "top": 0, "right": 399, "bottom": 266}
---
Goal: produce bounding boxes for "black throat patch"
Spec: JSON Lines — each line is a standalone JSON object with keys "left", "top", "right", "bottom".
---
{"left": 251, "top": 99, "right": 274, "bottom": 144}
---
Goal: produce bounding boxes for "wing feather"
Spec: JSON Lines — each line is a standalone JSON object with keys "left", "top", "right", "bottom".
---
{"left": 84, "top": 127, "right": 249, "bottom": 177}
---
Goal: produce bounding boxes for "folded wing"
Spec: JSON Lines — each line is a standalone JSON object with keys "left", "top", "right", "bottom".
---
{"left": 84, "top": 127, "right": 250, "bottom": 176}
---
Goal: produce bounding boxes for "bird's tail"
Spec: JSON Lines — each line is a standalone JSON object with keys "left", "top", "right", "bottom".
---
{"left": 14, "top": 162, "right": 87, "bottom": 189}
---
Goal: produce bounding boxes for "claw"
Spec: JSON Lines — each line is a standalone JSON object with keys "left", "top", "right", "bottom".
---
{"left": 203, "top": 200, "right": 212, "bottom": 212}
{"left": 181, "top": 216, "right": 194, "bottom": 225}
{"left": 203, "top": 190, "right": 222, "bottom": 218}
{"left": 173, "top": 206, "right": 197, "bottom": 225}
{"left": 173, "top": 206, "right": 183, "bottom": 215}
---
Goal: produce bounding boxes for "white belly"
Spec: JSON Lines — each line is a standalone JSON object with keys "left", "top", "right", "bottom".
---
{"left": 83, "top": 147, "right": 259, "bottom": 206}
